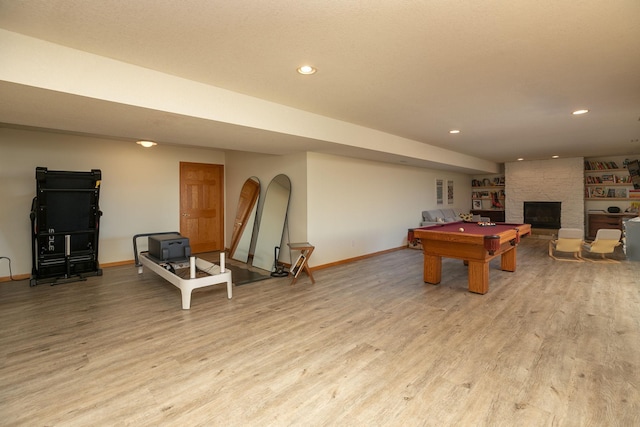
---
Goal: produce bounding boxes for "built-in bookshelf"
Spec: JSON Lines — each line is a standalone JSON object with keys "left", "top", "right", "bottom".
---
{"left": 584, "top": 159, "right": 639, "bottom": 201}
{"left": 471, "top": 174, "right": 506, "bottom": 221}
{"left": 584, "top": 156, "right": 640, "bottom": 239}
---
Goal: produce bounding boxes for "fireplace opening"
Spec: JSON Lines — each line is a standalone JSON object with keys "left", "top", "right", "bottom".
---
{"left": 524, "top": 201, "right": 561, "bottom": 229}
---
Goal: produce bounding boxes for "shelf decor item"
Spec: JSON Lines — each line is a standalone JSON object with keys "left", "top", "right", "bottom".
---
{"left": 628, "top": 159, "right": 640, "bottom": 189}
{"left": 491, "top": 191, "right": 504, "bottom": 208}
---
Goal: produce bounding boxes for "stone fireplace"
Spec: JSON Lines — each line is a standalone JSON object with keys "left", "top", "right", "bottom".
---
{"left": 505, "top": 157, "right": 584, "bottom": 230}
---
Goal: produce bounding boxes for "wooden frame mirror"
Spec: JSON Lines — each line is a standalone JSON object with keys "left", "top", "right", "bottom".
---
{"left": 229, "top": 177, "right": 260, "bottom": 263}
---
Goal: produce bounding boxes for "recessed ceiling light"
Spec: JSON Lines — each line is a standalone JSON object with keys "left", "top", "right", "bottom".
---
{"left": 297, "top": 65, "right": 316, "bottom": 75}
{"left": 449, "top": 130, "right": 460, "bottom": 134}
{"left": 572, "top": 109, "right": 589, "bottom": 115}
{"left": 136, "top": 140, "right": 157, "bottom": 148}
{"left": 517, "top": 158, "right": 524, "bottom": 161}
{"left": 552, "top": 155, "right": 559, "bottom": 158}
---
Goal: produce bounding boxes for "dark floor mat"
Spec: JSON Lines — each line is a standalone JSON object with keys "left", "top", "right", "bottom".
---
{"left": 226, "top": 264, "right": 271, "bottom": 286}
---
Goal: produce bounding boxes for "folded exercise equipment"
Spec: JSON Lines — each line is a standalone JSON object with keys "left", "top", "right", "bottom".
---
{"left": 29, "top": 167, "right": 102, "bottom": 286}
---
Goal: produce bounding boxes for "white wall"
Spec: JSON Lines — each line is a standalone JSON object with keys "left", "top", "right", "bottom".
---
{"left": 1, "top": 127, "right": 475, "bottom": 278}
{"left": 226, "top": 151, "right": 475, "bottom": 268}
{"left": 227, "top": 151, "right": 474, "bottom": 268}
{"left": 505, "top": 157, "right": 584, "bottom": 230}
{"left": 307, "top": 152, "right": 472, "bottom": 266}
{"left": 0, "top": 127, "right": 225, "bottom": 276}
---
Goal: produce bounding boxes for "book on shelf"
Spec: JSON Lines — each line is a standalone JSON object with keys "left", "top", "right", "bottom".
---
{"left": 629, "top": 190, "right": 640, "bottom": 199}
{"left": 614, "top": 188, "right": 627, "bottom": 198}
{"left": 585, "top": 175, "right": 632, "bottom": 185}
{"left": 584, "top": 160, "right": 619, "bottom": 170}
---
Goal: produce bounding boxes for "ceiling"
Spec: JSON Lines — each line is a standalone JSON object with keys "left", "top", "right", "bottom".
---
{"left": 1, "top": 0, "right": 639, "bottom": 171}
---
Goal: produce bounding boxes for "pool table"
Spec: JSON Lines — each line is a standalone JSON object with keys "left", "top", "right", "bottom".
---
{"left": 412, "top": 221, "right": 531, "bottom": 294}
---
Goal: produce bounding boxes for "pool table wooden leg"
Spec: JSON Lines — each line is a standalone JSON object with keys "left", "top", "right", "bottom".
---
{"left": 467, "top": 261, "right": 489, "bottom": 294}
{"left": 423, "top": 254, "right": 442, "bottom": 284}
{"left": 501, "top": 247, "right": 517, "bottom": 272}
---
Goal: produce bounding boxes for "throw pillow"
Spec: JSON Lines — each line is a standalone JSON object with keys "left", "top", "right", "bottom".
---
{"left": 459, "top": 213, "right": 474, "bottom": 222}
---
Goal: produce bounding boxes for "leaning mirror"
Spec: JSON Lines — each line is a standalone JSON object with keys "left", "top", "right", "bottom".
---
{"left": 230, "top": 176, "right": 261, "bottom": 263}
{"left": 252, "top": 174, "right": 291, "bottom": 271}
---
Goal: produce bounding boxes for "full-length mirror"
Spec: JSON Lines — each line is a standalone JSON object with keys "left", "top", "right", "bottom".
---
{"left": 252, "top": 174, "right": 291, "bottom": 271}
{"left": 230, "top": 176, "right": 260, "bottom": 263}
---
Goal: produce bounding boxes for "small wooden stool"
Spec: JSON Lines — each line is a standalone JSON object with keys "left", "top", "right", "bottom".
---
{"left": 288, "top": 242, "right": 315, "bottom": 285}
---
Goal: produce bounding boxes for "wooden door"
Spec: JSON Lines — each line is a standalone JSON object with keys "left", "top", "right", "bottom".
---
{"left": 180, "top": 162, "right": 224, "bottom": 253}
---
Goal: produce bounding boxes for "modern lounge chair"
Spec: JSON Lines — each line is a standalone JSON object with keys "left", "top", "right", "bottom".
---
{"left": 548, "top": 228, "right": 584, "bottom": 262}
{"left": 582, "top": 228, "right": 622, "bottom": 262}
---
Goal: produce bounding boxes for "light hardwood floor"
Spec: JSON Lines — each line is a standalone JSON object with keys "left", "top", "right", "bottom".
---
{"left": 1, "top": 238, "right": 638, "bottom": 426}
